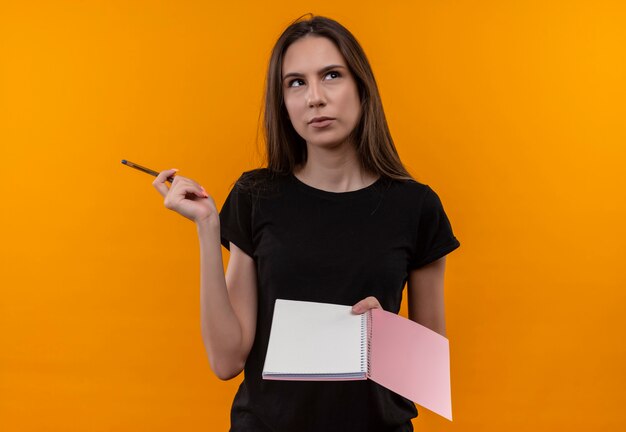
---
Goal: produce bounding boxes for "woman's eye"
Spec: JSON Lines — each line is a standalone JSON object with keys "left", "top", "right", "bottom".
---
{"left": 287, "top": 71, "right": 340, "bottom": 88}
{"left": 288, "top": 79, "right": 305, "bottom": 88}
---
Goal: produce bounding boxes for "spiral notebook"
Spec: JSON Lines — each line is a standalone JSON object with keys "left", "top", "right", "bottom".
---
{"left": 262, "top": 299, "right": 452, "bottom": 421}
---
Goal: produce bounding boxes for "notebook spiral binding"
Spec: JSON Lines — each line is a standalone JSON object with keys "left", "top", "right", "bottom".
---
{"left": 366, "top": 311, "right": 373, "bottom": 378}
{"left": 360, "top": 313, "right": 367, "bottom": 374}
{"left": 360, "top": 311, "right": 373, "bottom": 378}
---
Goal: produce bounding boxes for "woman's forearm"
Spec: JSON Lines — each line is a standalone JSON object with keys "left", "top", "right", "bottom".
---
{"left": 407, "top": 257, "right": 448, "bottom": 337}
{"left": 196, "top": 217, "right": 247, "bottom": 379}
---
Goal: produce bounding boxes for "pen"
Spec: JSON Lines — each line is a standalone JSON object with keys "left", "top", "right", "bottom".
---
{"left": 121, "top": 159, "right": 175, "bottom": 183}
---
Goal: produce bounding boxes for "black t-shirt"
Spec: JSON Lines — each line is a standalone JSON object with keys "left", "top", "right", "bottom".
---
{"left": 219, "top": 169, "right": 460, "bottom": 432}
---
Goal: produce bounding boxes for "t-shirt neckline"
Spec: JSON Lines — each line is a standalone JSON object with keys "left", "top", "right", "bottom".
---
{"left": 289, "top": 172, "right": 384, "bottom": 198}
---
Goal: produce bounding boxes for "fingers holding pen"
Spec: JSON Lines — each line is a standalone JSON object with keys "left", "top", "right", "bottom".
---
{"left": 152, "top": 169, "right": 179, "bottom": 197}
{"left": 151, "top": 168, "right": 216, "bottom": 222}
{"left": 170, "top": 177, "right": 210, "bottom": 204}
{"left": 153, "top": 169, "right": 207, "bottom": 198}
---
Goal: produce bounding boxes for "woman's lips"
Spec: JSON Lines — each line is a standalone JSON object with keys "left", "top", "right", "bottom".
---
{"left": 309, "top": 119, "right": 334, "bottom": 128}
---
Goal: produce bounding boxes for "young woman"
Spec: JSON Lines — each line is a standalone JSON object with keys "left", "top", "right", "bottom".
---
{"left": 152, "top": 15, "right": 460, "bottom": 432}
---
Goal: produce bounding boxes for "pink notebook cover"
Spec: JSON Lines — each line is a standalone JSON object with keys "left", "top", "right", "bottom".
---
{"left": 368, "top": 308, "right": 452, "bottom": 421}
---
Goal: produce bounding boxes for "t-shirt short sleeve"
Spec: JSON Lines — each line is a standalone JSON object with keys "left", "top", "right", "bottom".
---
{"left": 409, "top": 186, "right": 460, "bottom": 269}
{"left": 219, "top": 174, "right": 254, "bottom": 258}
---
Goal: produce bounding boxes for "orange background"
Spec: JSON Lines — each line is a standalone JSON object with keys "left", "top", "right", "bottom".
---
{"left": 1, "top": 1, "right": 625, "bottom": 430}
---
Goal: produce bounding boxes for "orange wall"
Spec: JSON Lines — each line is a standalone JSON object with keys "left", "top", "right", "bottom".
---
{"left": 1, "top": 1, "right": 625, "bottom": 430}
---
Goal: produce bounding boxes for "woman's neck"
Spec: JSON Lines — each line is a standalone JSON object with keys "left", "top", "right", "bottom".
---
{"left": 293, "top": 144, "right": 379, "bottom": 193}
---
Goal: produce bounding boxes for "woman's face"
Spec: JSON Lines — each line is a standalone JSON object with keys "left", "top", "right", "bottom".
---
{"left": 281, "top": 36, "right": 361, "bottom": 150}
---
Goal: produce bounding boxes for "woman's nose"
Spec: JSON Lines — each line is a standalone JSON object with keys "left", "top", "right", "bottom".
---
{"left": 307, "top": 82, "right": 326, "bottom": 107}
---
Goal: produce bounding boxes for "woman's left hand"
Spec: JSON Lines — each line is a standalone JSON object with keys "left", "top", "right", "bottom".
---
{"left": 351, "top": 296, "right": 383, "bottom": 314}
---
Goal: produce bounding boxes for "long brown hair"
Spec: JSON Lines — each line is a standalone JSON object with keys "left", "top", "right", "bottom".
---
{"left": 262, "top": 14, "right": 413, "bottom": 181}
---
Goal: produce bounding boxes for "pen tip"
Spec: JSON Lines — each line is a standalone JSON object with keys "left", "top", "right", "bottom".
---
{"left": 121, "top": 159, "right": 127, "bottom": 164}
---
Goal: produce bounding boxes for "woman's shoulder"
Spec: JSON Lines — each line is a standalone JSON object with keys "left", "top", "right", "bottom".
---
{"left": 237, "top": 167, "right": 268, "bottom": 184}
{"left": 235, "top": 168, "right": 287, "bottom": 195}
{"left": 383, "top": 177, "right": 451, "bottom": 215}
{"left": 386, "top": 176, "right": 434, "bottom": 197}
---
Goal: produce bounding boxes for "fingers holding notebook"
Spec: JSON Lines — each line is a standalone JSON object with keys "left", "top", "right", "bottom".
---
{"left": 352, "top": 296, "right": 383, "bottom": 314}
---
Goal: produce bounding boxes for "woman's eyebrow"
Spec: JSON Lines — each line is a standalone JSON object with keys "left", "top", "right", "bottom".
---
{"left": 282, "top": 64, "right": 345, "bottom": 81}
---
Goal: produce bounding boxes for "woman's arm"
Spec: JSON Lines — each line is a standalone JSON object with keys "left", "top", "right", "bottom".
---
{"left": 407, "top": 256, "right": 447, "bottom": 337}
{"left": 197, "top": 220, "right": 258, "bottom": 380}
{"left": 152, "top": 170, "right": 257, "bottom": 381}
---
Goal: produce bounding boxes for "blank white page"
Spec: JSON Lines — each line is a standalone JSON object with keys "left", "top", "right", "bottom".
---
{"left": 263, "top": 299, "right": 365, "bottom": 376}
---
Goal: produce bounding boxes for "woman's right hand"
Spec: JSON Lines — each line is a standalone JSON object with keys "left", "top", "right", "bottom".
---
{"left": 152, "top": 169, "right": 218, "bottom": 224}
